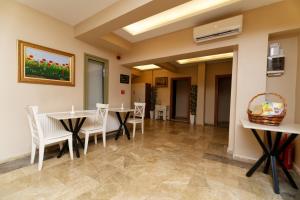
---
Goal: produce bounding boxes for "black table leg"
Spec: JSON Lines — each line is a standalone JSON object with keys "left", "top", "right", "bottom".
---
{"left": 271, "top": 155, "right": 280, "bottom": 194}
{"left": 247, "top": 129, "right": 299, "bottom": 194}
{"left": 246, "top": 129, "right": 270, "bottom": 177}
{"left": 115, "top": 112, "right": 123, "bottom": 140}
{"left": 115, "top": 112, "right": 131, "bottom": 140}
{"left": 68, "top": 119, "right": 80, "bottom": 158}
{"left": 123, "top": 112, "right": 131, "bottom": 140}
{"left": 277, "top": 134, "right": 299, "bottom": 189}
{"left": 57, "top": 141, "right": 68, "bottom": 158}
{"left": 263, "top": 131, "right": 272, "bottom": 174}
{"left": 246, "top": 153, "right": 268, "bottom": 177}
{"left": 57, "top": 120, "right": 69, "bottom": 158}
{"left": 57, "top": 117, "right": 86, "bottom": 158}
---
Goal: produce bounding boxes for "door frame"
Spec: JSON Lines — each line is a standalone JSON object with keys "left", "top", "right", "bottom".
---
{"left": 214, "top": 74, "right": 232, "bottom": 126}
{"left": 170, "top": 77, "right": 191, "bottom": 120}
{"left": 84, "top": 53, "right": 109, "bottom": 109}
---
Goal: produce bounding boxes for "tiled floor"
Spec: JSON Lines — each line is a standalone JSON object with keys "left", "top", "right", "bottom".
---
{"left": 0, "top": 120, "right": 299, "bottom": 200}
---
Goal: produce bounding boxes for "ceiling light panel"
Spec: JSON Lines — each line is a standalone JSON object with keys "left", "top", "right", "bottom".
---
{"left": 133, "top": 64, "right": 160, "bottom": 71}
{"left": 123, "top": 0, "right": 239, "bottom": 35}
{"left": 177, "top": 52, "right": 234, "bottom": 64}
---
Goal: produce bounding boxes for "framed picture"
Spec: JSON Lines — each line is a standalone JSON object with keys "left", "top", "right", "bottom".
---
{"left": 18, "top": 40, "right": 75, "bottom": 86}
{"left": 155, "top": 77, "right": 168, "bottom": 88}
{"left": 120, "top": 74, "right": 129, "bottom": 84}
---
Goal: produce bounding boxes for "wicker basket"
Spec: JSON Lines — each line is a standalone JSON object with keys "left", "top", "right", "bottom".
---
{"left": 247, "top": 93, "right": 286, "bottom": 126}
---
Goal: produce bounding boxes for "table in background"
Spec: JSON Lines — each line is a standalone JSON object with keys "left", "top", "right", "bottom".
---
{"left": 48, "top": 111, "right": 96, "bottom": 158}
{"left": 241, "top": 119, "right": 300, "bottom": 194}
{"left": 155, "top": 105, "right": 169, "bottom": 120}
{"left": 109, "top": 108, "right": 134, "bottom": 140}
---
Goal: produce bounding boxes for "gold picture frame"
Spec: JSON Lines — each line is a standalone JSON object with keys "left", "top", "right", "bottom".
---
{"left": 18, "top": 40, "right": 75, "bottom": 86}
{"left": 155, "top": 77, "right": 168, "bottom": 88}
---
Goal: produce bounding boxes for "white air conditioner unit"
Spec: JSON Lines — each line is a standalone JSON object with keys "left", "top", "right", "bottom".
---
{"left": 193, "top": 15, "right": 243, "bottom": 43}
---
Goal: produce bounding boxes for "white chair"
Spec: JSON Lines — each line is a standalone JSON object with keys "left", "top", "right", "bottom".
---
{"left": 26, "top": 106, "right": 73, "bottom": 171}
{"left": 127, "top": 102, "right": 146, "bottom": 138}
{"left": 80, "top": 103, "right": 109, "bottom": 155}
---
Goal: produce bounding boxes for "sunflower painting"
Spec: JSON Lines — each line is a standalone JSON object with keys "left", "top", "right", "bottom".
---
{"left": 18, "top": 40, "right": 75, "bottom": 86}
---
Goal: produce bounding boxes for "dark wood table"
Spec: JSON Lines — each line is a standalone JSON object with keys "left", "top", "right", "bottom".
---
{"left": 109, "top": 108, "right": 134, "bottom": 140}
{"left": 48, "top": 111, "right": 96, "bottom": 158}
{"left": 241, "top": 119, "right": 300, "bottom": 194}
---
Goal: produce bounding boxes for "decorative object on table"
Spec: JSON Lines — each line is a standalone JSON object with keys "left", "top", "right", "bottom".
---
{"left": 120, "top": 74, "right": 130, "bottom": 84}
{"left": 18, "top": 40, "right": 75, "bottom": 86}
{"left": 149, "top": 86, "right": 157, "bottom": 119}
{"left": 155, "top": 77, "right": 168, "bottom": 88}
{"left": 121, "top": 103, "right": 124, "bottom": 109}
{"left": 247, "top": 92, "right": 286, "bottom": 126}
{"left": 70, "top": 105, "right": 75, "bottom": 114}
{"left": 189, "top": 85, "right": 198, "bottom": 124}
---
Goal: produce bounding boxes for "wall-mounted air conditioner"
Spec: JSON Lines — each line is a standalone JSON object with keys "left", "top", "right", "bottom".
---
{"left": 193, "top": 15, "right": 243, "bottom": 43}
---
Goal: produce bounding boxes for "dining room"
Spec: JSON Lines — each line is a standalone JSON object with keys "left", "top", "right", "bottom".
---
{"left": 1, "top": 0, "right": 300, "bottom": 199}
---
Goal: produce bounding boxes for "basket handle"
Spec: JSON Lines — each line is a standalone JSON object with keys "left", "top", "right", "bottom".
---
{"left": 247, "top": 92, "right": 287, "bottom": 111}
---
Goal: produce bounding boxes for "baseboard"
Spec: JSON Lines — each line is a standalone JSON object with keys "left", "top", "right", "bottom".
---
{"left": 233, "top": 153, "right": 258, "bottom": 164}
{"left": 227, "top": 147, "right": 233, "bottom": 155}
{"left": 0, "top": 129, "right": 119, "bottom": 165}
{"left": 293, "top": 163, "right": 300, "bottom": 176}
{"left": 204, "top": 123, "right": 215, "bottom": 127}
{"left": 0, "top": 152, "right": 31, "bottom": 165}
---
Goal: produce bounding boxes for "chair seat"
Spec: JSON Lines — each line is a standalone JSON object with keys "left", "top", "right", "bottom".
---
{"left": 127, "top": 118, "right": 143, "bottom": 124}
{"left": 44, "top": 130, "right": 72, "bottom": 140}
{"left": 81, "top": 125, "right": 104, "bottom": 134}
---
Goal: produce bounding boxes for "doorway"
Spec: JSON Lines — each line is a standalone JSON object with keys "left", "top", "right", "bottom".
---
{"left": 170, "top": 77, "right": 191, "bottom": 121}
{"left": 84, "top": 54, "right": 108, "bottom": 110}
{"left": 215, "top": 74, "right": 232, "bottom": 127}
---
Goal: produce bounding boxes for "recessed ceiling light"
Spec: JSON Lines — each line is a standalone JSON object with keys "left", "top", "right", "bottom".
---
{"left": 123, "top": 0, "right": 239, "bottom": 35}
{"left": 177, "top": 52, "right": 234, "bottom": 64}
{"left": 133, "top": 64, "right": 160, "bottom": 71}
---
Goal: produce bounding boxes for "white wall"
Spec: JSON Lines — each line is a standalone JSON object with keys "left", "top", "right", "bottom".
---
{"left": 0, "top": 1, "right": 131, "bottom": 162}
{"left": 196, "top": 63, "right": 205, "bottom": 125}
{"left": 131, "top": 83, "right": 146, "bottom": 107}
{"left": 266, "top": 37, "right": 298, "bottom": 123}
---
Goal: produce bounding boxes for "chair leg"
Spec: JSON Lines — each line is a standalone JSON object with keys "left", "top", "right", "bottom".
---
{"left": 142, "top": 121, "right": 144, "bottom": 134}
{"left": 84, "top": 133, "right": 89, "bottom": 155}
{"left": 94, "top": 134, "right": 98, "bottom": 144}
{"left": 133, "top": 123, "right": 136, "bottom": 138}
{"left": 123, "top": 127, "right": 125, "bottom": 135}
{"left": 30, "top": 142, "right": 36, "bottom": 164}
{"left": 102, "top": 132, "right": 106, "bottom": 147}
{"left": 38, "top": 145, "right": 44, "bottom": 171}
{"left": 68, "top": 138, "right": 73, "bottom": 160}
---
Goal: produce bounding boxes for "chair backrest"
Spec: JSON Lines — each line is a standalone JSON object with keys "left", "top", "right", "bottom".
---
{"left": 134, "top": 102, "right": 146, "bottom": 118}
{"left": 25, "top": 106, "right": 43, "bottom": 140}
{"left": 96, "top": 103, "right": 109, "bottom": 132}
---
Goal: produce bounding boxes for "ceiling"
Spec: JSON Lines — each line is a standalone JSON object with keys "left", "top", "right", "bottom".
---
{"left": 114, "top": 0, "right": 281, "bottom": 43}
{"left": 16, "top": 0, "right": 119, "bottom": 25}
{"left": 16, "top": 0, "right": 282, "bottom": 53}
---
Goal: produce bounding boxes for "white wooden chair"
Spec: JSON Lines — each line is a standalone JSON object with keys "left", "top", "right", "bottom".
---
{"left": 26, "top": 106, "right": 73, "bottom": 171}
{"left": 80, "top": 103, "right": 109, "bottom": 155}
{"left": 127, "top": 102, "right": 146, "bottom": 138}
